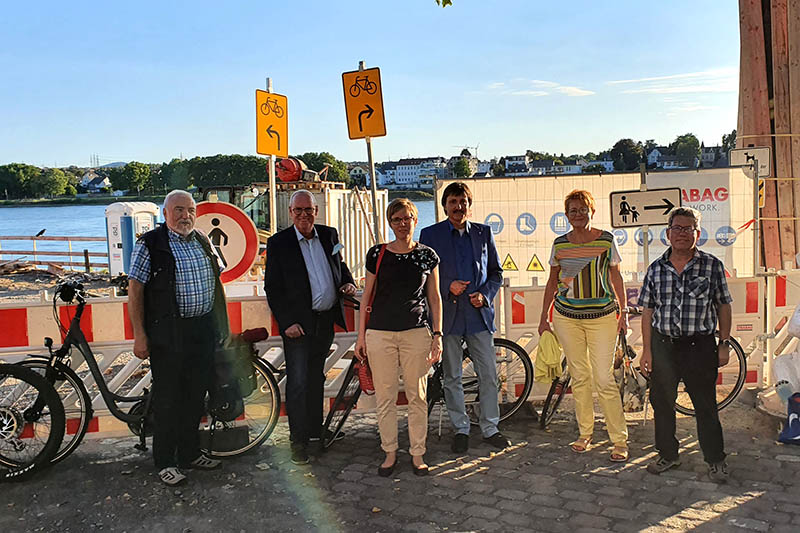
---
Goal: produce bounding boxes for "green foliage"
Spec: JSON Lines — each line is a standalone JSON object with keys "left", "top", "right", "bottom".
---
{"left": 453, "top": 158, "right": 472, "bottom": 178}
{"left": 30, "top": 168, "right": 68, "bottom": 197}
{"left": 670, "top": 133, "right": 700, "bottom": 166}
{"left": 185, "top": 154, "right": 266, "bottom": 188}
{"left": 297, "top": 152, "right": 350, "bottom": 185}
{"left": 610, "top": 139, "right": 643, "bottom": 171}
{"left": 435, "top": 0, "right": 453, "bottom": 6}
{"left": 64, "top": 183, "right": 77, "bottom": 196}
{"left": 644, "top": 139, "right": 657, "bottom": 154}
{"left": 0, "top": 163, "right": 40, "bottom": 199}
{"left": 721, "top": 129, "right": 737, "bottom": 154}
{"left": 109, "top": 162, "right": 151, "bottom": 192}
{"left": 157, "top": 158, "right": 191, "bottom": 191}
{"left": 583, "top": 164, "right": 607, "bottom": 174}
{"left": 583, "top": 152, "right": 598, "bottom": 161}
{"left": 491, "top": 162, "right": 505, "bottom": 176}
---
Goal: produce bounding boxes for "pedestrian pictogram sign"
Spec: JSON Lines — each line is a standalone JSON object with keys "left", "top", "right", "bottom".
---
{"left": 502, "top": 254, "right": 518, "bottom": 271}
{"left": 256, "top": 90, "right": 288, "bottom": 157}
{"left": 195, "top": 201, "right": 259, "bottom": 284}
{"left": 759, "top": 179, "right": 765, "bottom": 208}
{"left": 342, "top": 67, "right": 386, "bottom": 139}
{"left": 609, "top": 188, "right": 682, "bottom": 228}
{"left": 526, "top": 254, "right": 545, "bottom": 272}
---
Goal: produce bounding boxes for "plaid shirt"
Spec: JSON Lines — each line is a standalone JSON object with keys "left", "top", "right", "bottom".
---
{"left": 129, "top": 228, "right": 219, "bottom": 318}
{"left": 638, "top": 248, "right": 732, "bottom": 337}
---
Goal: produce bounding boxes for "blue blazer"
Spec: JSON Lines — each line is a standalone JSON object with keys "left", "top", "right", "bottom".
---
{"left": 419, "top": 220, "right": 503, "bottom": 334}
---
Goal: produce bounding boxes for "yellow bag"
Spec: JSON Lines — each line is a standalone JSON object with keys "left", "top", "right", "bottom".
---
{"left": 534, "top": 331, "right": 563, "bottom": 383}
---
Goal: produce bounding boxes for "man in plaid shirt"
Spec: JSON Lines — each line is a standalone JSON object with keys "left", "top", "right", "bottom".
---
{"left": 638, "top": 206, "right": 733, "bottom": 483}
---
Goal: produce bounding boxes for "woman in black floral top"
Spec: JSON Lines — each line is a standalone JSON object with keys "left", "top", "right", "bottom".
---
{"left": 355, "top": 198, "right": 443, "bottom": 477}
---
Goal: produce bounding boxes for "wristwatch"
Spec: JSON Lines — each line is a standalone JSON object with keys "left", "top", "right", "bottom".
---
{"left": 432, "top": 331, "right": 443, "bottom": 338}
{"left": 720, "top": 338, "right": 732, "bottom": 347}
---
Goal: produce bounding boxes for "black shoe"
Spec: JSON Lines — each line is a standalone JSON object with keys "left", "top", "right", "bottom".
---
{"left": 291, "top": 444, "right": 309, "bottom": 465}
{"left": 484, "top": 432, "right": 511, "bottom": 450}
{"left": 451, "top": 433, "right": 469, "bottom": 454}
{"left": 411, "top": 458, "right": 429, "bottom": 476}
{"left": 377, "top": 458, "right": 397, "bottom": 477}
{"left": 307, "top": 440, "right": 324, "bottom": 456}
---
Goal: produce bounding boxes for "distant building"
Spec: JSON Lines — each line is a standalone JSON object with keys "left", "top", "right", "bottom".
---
{"left": 505, "top": 155, "right": 530, "bottom": 170}
{"left": 80, "top": 170, "right": 111, "bottom": 193}
{"left": 347, "top": 163, "right": 369, "bottom": 184}
{"left": 552, "top": 159, "right": 586, "bottom": 174}
{"left": 657, "top": 155, "right": 687, "bottom": 170}
{"left": 647, "top": 147, "right": 671, "bottom": 167}
{"left": 585, "top": 160, "right": 615, "bottom": 172}
{"left": 700, "top": 145, "right": 722, "bottom": 168}
{"left": 395, "top": 157, "right": 446, "bottom": 188}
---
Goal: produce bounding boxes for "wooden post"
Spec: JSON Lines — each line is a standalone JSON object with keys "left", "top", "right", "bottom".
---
{"left": 84, "top": 249, "right": 90, "bottom": 272}
{"left": 789, "top": 0, "right": 800, "bottom": 261}
{"left": 771, "top": 0, "right": 797, "bottom": 266}
{"left": 739, "top": 0, "right": 781, "bottom": 268}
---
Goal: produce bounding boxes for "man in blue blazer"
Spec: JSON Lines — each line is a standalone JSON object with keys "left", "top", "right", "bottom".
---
{"left": 420, "top": 182, "right": 510, "bottom": 453}
{"left": 265, "top": 190, "right": 356, "bottom": 465}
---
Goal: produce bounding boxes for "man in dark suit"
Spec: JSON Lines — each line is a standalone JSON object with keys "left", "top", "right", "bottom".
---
{"left": 420, "top": 181, "right": 509, "bottom": 454}
{"left": 265, "top": 189, "right": 356, "bottom": 464}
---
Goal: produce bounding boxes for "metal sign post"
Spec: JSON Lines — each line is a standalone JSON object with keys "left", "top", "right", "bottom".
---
{"left": 266, "top": 78, "right": 277, "bottom": 235}
{"left": 362, "top": 61, "right": 380, "bottom": 243}
{"left": 752, "top": 157, "right": 760, "bottom": 275}
{"left": 730, "top": 147, "right": 769, "bottom": 275}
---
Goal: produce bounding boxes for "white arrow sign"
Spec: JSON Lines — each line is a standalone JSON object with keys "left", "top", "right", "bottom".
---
{"left": 609, "top": 188, "right": 682, "bottom": 228}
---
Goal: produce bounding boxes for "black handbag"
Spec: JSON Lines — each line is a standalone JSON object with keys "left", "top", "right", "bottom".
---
{"left": 208, "top": 335, "right": 257, "bottom": 422}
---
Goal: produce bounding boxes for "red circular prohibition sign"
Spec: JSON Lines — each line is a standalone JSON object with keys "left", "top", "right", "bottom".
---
{"left": 196, "top": 201, "right": 259, "bottom": 284}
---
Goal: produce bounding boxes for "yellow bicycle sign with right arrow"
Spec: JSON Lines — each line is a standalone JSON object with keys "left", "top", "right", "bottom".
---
{"left": 342, "top": 67, "right": 386, "bottom": 139}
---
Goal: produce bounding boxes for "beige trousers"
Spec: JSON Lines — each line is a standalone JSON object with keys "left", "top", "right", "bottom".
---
{"left": 365, "top": 327, "right": 431, "bottom": 456}
{"left": 552, "top": 311, "right": 628, "bottom": 445}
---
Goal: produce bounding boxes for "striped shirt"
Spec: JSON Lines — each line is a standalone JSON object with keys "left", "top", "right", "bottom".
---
{"left": 548, "top": 230, "right": 621, "bottom": 318}
{"left": 129, "top": 228, "right": 219, "bottom": 318}
{"left": 638, "top": 248, "right": 732, "bottom": 337}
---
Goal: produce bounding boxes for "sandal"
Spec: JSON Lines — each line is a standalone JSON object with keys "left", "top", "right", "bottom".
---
{"left": 610, "top": 445, "right": 629, "bottom": 463}
{"left": 570, "top": 437, "right": 592, "bottom": 453}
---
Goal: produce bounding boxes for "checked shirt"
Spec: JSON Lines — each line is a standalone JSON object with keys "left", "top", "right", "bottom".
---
{"left": 129, "top": 228, "right": 219, "bottom": 318}
{"left": 638, "top": 248, "right": 732, "bottom": 337}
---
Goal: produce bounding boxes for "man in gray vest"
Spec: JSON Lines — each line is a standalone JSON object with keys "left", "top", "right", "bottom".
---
{"left": 129, "top": 190, "right": 227, "bottom": 486}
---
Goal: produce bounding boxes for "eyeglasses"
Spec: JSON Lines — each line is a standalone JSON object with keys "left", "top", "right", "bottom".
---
{"left": 291, "top": 207, "right": 315, "bottom": 216}
{"left": 390, "top": 216, "right": 415, "bottom": 225}
{"left": 668, "top": 225, "right": 697, "bottom": 234}
{"left": 566, "top": 207, "right": 590, "bottom": 216}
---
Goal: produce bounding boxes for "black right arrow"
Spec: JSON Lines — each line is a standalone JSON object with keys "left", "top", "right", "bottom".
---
{"left": 266, "top": 124, "right": 281, "bottom": 151}
{"left": 358, "top": 104, "right": 374, "bottom": 132}
{"left": 644, "top": 197, "right": 675, "bottom": 214}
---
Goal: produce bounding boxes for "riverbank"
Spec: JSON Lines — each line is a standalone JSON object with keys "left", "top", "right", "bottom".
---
{"left": 388, "top": 189, "right": 433, "bottom": 200}
{"left": 0, "top": 195, "right": 167, "bottom": 207}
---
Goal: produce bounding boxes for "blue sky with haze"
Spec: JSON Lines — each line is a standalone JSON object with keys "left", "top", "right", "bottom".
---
{"left": 0, "top": 1, "right": 739, "bottom": 167}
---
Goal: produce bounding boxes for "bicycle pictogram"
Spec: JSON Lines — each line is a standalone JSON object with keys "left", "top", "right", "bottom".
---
{"left": 348, "top": 75, "right": 377, "bottom": 98}
{"left": 260, "top": 97, "right": 285, "bottom": 118}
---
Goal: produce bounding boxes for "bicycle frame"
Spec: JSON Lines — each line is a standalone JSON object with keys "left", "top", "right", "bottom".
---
{"left": 40, "top": 293, "right": 149, "bottom": 425}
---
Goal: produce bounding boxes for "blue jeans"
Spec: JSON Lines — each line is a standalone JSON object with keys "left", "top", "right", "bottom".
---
{"left": 442, "top": 330, "right": 500, "bottom": 437}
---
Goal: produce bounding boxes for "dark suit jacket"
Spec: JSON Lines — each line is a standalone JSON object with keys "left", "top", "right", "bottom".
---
{"left": 419, "top": 220, "right": 502, "bottom": 334}
{"left": 265, "top": 224, "right": 355, "bottom": 336}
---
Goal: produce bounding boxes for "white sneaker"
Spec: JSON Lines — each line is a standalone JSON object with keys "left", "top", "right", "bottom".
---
{"left": 159, "top": 467, "right": 187, "bottom": 486}
{"left": 187, "top": 454, "right": 222, "bottom": 470}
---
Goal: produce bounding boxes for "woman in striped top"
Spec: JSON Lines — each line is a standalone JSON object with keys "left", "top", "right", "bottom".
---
{"left": 538, "top": 189, "right": 629, "bottom": 462}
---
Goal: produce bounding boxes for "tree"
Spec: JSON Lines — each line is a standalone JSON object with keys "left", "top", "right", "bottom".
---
{"left": 583, "top": 164, "right": 606, "bottom": 174}
{"left": 110, "top": 161, "right": 151, "bottom": 193}
{"left": 609, "top": 139, "right": 643, "bottom": 171}
{"left": 491, "top": 162, "right": 505, "bottom": 176}
{"left": 158, "top": 159, "right": 190, "bottom": 191}
{"left": 297, "top": 152, "right": 350, "bottom": 185}
{"left": 453, "top": 158, "right": 472, "bottom": 178}
{"left": 185, "top": 154, "right": 265, "bottom": 188}
{"left": 27, "top": 168, "right": 68, "bottom": 197}
{"left": 0, "top": 163, "right": 41, "bottom": 199}
{"left": 721, "top": 129, "right": 737, "bottom": 154}
{"left": 644, "top": 139, "right": 657, "bottom": 154}
{"left": 583, "top": 152, "right": 598, "bottom": 161}
{"left": 670, "top": 133, "right": 700, "bottom": 167}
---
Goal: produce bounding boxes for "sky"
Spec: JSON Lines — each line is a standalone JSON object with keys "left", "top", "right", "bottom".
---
{"left": 0, "top": 1, "right": 740, "bottom": 168}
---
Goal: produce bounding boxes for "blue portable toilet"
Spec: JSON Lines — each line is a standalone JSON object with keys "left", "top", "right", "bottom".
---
{"left": 105, "top": 202, "right": 160, "bottom": 275}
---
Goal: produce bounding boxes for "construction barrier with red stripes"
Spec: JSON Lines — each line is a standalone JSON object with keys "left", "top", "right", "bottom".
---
{"left": 1, "top": 271, "right": 798, "bottom": 439}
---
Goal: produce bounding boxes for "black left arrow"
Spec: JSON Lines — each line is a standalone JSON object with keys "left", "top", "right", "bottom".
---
{"left": 266, "top": 124, "right": 281, "bottom": 151}
{"left": 358, "top": 104, "right": 374, "bottom": 132}
{"left": 644, "top": 197, "right": 675, "bottom": 214}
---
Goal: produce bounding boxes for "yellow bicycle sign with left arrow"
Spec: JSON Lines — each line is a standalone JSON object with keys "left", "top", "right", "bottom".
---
{"left": 256, "top": 90, "right": 288, "bottom": 157}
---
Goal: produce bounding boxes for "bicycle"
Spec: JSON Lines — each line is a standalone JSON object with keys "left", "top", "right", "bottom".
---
{"left": 348, "top": 76, "right": 377, "bottom": 98}
{"left": 260, "top": 97, "right": 285, "bottom": 118}
{"left": 539, "top": 328, "right": 748, "bottom": 428}
{"left": 321, "top": 329, "right": 534, "bottom": 449}
{"left": 1, "top": 363, "right": 65, "bottom": 481}
{"left": 18, "top": 280, "right": 281, "bottom": 466}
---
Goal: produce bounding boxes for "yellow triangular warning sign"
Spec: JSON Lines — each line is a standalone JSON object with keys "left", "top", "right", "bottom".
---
{"left": 526, "top": 253, "right": 545, "bottom": 272}
{"left": 502, "top": 254, "right": 518, "bottom": 271}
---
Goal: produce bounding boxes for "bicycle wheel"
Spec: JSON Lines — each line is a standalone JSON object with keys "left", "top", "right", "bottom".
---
{"left": 540, "top": 359, "right": 570, "bottom": 429}
{"left": 16, "top": 359, "right": 92, "bottom": 465}
{"left": 322, "top": 359, "right": 361, "bottom": 449}
{"left": 675, "top": 337, "right": 747, "bottom": 416}
{"left": 260, "top": 102, "right": 270, "bottom": 115}
{"left": 202, "top": 359, "right": 280, "bottom": 457}
{"left": 365, "top": 81, "right": 377, "bottom": 95}
{"left": 0, "top": 363, "right": 65, "bottom": 481}
{"left": 462, "top": 338, "right": 533, "bottom": 424}
{"left": 349, "top": 84, "right": 361, "bottom": 98}
{"left": 274, "top": 105, "right": 284, "bottom": 119}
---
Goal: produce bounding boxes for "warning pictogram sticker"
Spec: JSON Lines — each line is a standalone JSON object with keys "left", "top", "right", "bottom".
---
{"left": 501, "top": 254, "right": 518, "bottom": 271}
{"left": 195, "top": 201, "right": 259, "bottom": 284}
{"left": 526, "top": 254, "right": 545, "bottom": 272}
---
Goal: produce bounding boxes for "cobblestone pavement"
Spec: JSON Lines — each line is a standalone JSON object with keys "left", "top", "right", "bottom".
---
{"left": 2, "top": 397, "right": 799, "bottom": 533}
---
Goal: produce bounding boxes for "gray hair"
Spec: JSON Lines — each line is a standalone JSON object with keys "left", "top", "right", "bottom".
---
{"left": 164, "top": 189, "right": 194, "bottom": 208}
{"left": 289, "top": 189, "right": 317, "bottom": 207}
{"left": 667, "top": 206, "right": 701, "bottom": 227}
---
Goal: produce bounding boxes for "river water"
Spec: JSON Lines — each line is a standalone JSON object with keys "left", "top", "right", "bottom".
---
{"left": 0, "top": 200, "right": 438, "bottom": 262}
